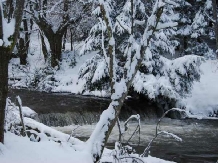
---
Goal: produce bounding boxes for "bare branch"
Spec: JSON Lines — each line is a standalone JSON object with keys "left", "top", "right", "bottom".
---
{"left": 141, "top": 108, "right": 186, "bottom": 157}
{"left": 16, "top": 96, "right": 26, "bottom": 137}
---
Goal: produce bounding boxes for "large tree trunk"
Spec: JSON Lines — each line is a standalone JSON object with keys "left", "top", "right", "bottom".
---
{"left": 47, "top": 34, "right": 63, "bottom": 68}
{"left": 0, "top": 47, "right": 9, "bottom": 143}
{"left": 40, "top": 28, "right": 64, "bottom": 68}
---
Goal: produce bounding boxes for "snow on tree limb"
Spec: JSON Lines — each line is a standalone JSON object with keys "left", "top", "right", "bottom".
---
{"left": 83, "top": 0, "right": 180, "bottom": 162}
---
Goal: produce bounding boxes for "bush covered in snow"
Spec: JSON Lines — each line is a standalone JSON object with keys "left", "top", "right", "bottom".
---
{"left": 78, "top": 52, "right": 202, "bottom": 111}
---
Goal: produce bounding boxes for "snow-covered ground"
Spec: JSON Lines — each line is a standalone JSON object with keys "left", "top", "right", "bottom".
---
{"left": 182, "top": 60, "right": 218, "bottom": 118}
{"left": 0, "top": 132, "right": 92, "bottom": 163}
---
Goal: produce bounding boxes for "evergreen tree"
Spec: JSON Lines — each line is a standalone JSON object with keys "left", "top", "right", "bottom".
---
{"left": 79, "top": 0, "right": 202, "bottom": 112}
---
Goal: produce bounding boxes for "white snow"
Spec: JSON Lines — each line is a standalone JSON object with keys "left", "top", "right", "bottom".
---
{"left": 0, "top": 0, "right": 15, "bottom": 47}
{"left": 183, "top": 60, "right": 218, "bottom": 118}
{"left": 0, "top": 132, "right": 174, "bottom": 163}
{"left": 0, "top": 132, "right": 92, "bottom": 163}
{"left": 52, "top": 50, "right": 97, "bottom": 94}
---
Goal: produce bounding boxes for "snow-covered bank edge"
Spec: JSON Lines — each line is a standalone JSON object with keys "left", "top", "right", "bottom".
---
{"left": 1, "top": 108, "right": 174, "bottom": 163}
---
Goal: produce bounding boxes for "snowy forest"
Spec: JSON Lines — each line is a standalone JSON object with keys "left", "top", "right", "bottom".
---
{"left": 0, "top": 0, "right": 218, "bottom": 162}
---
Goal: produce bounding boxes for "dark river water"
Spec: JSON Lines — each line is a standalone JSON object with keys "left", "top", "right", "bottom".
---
{"left": 8, "top": 88, "right": 218, "bottom": 163}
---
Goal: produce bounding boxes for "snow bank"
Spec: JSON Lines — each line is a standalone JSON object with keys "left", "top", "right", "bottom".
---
{"left": 0, "top": 132, "right": 174, "bottom": 163}
{"left": 3, "top": 101, "right": 174, "bottom": 163}
{"left": 0, "top": 132, "right": 92, "bottom": 163}
{"left": 183, "top": 60, "right": 218, "bottom": 118}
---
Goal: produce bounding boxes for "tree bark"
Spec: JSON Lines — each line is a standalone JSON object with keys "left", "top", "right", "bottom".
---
{"left": 18, "top": 37, "right": 27, "bottom": 65}
{"left": 34, "top": 19, "right": 64, "bottom": 67}
{"left": 40, "top": 32, "right": 49, "bottom": 62}
{"left": 48, "top": 34, "right": 63, "bottom": 68}
{"left": 0, "top": 47, "right": 10, "bottom": 143}
{"left": 12, "top": 0, "right": 25, "bottom": 52}
{"left": 70, "top": 29, "right": 73, "bottom": 51}
{"left": 62, "top": 31, "right": 67, "bottom": 51}
{"left": 18, "top": 18, "right": 30, "bottom": 65}
{"left": 212, "top": 0, "right": 218, "bottom": 57}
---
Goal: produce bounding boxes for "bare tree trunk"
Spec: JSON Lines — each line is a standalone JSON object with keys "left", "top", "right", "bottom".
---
{"left": 70, "top": 28, "right": 73, "bottom": 51}
{"left": 48, "top": 34, "right": 63, "bottom": 68}
{"left": 23, "top": 18, "right": 30, "bottom": 64}
{"left": 18, "top": 18, "right": 31, "bottom": 65}
{"left": 40, "top": 32, "right": 49, "bottom": 62}
{"left": 0, "top": 48, "right": 10, "bottom": 143}
{"left": 62, "top": 31, "right": 67, "bottom": 51}
{"left": 18, "top": 37, "right": 27, "bottom": 65}
{"left": 36, "top": 24, "right": 64, "bottom": 67}
{"left": 212, "top": 0, "right": 218, "bottom": 57}
{"left": 39, "top": 28, "right": 64, "bottom": 67}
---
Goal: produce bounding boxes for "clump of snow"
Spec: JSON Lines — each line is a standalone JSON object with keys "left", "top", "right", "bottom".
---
{"left": 0, "top": 4, "right": 15, "bottom": 47}
{"left": 21, "top": 106, "right": 37, "bottom": 118}
{"left": 183, "top": 60, "right": 218, "bottom": 118}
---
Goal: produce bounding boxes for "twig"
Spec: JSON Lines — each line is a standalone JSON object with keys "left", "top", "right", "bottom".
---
{"left": 117, "top": 118, "right": 122, "bottom": 142}
{"left": 127, "top": 124, "right": 140, "bottom": 144}
{"left": 141, "top": 108, "right": 186, "bottom": 157}
{"left": 67, "top": 125, "right": 80, "bottom": 142}
{"left": 16, "top": 96, "right": 26, "bottom": 137}
{"left": 119, "top": 156, "right": 144, "bottom": 163}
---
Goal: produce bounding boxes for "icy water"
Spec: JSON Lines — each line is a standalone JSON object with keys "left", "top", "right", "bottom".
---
{"left": 8, "top": 89, "right": 218, "bottom": 163}
{"left": 54, "top": 119, "right": 218, "bottom": 163}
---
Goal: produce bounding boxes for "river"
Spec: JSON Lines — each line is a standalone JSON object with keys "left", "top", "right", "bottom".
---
{"left": 8, "top": 88, "right": 218, "bottom": 163}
